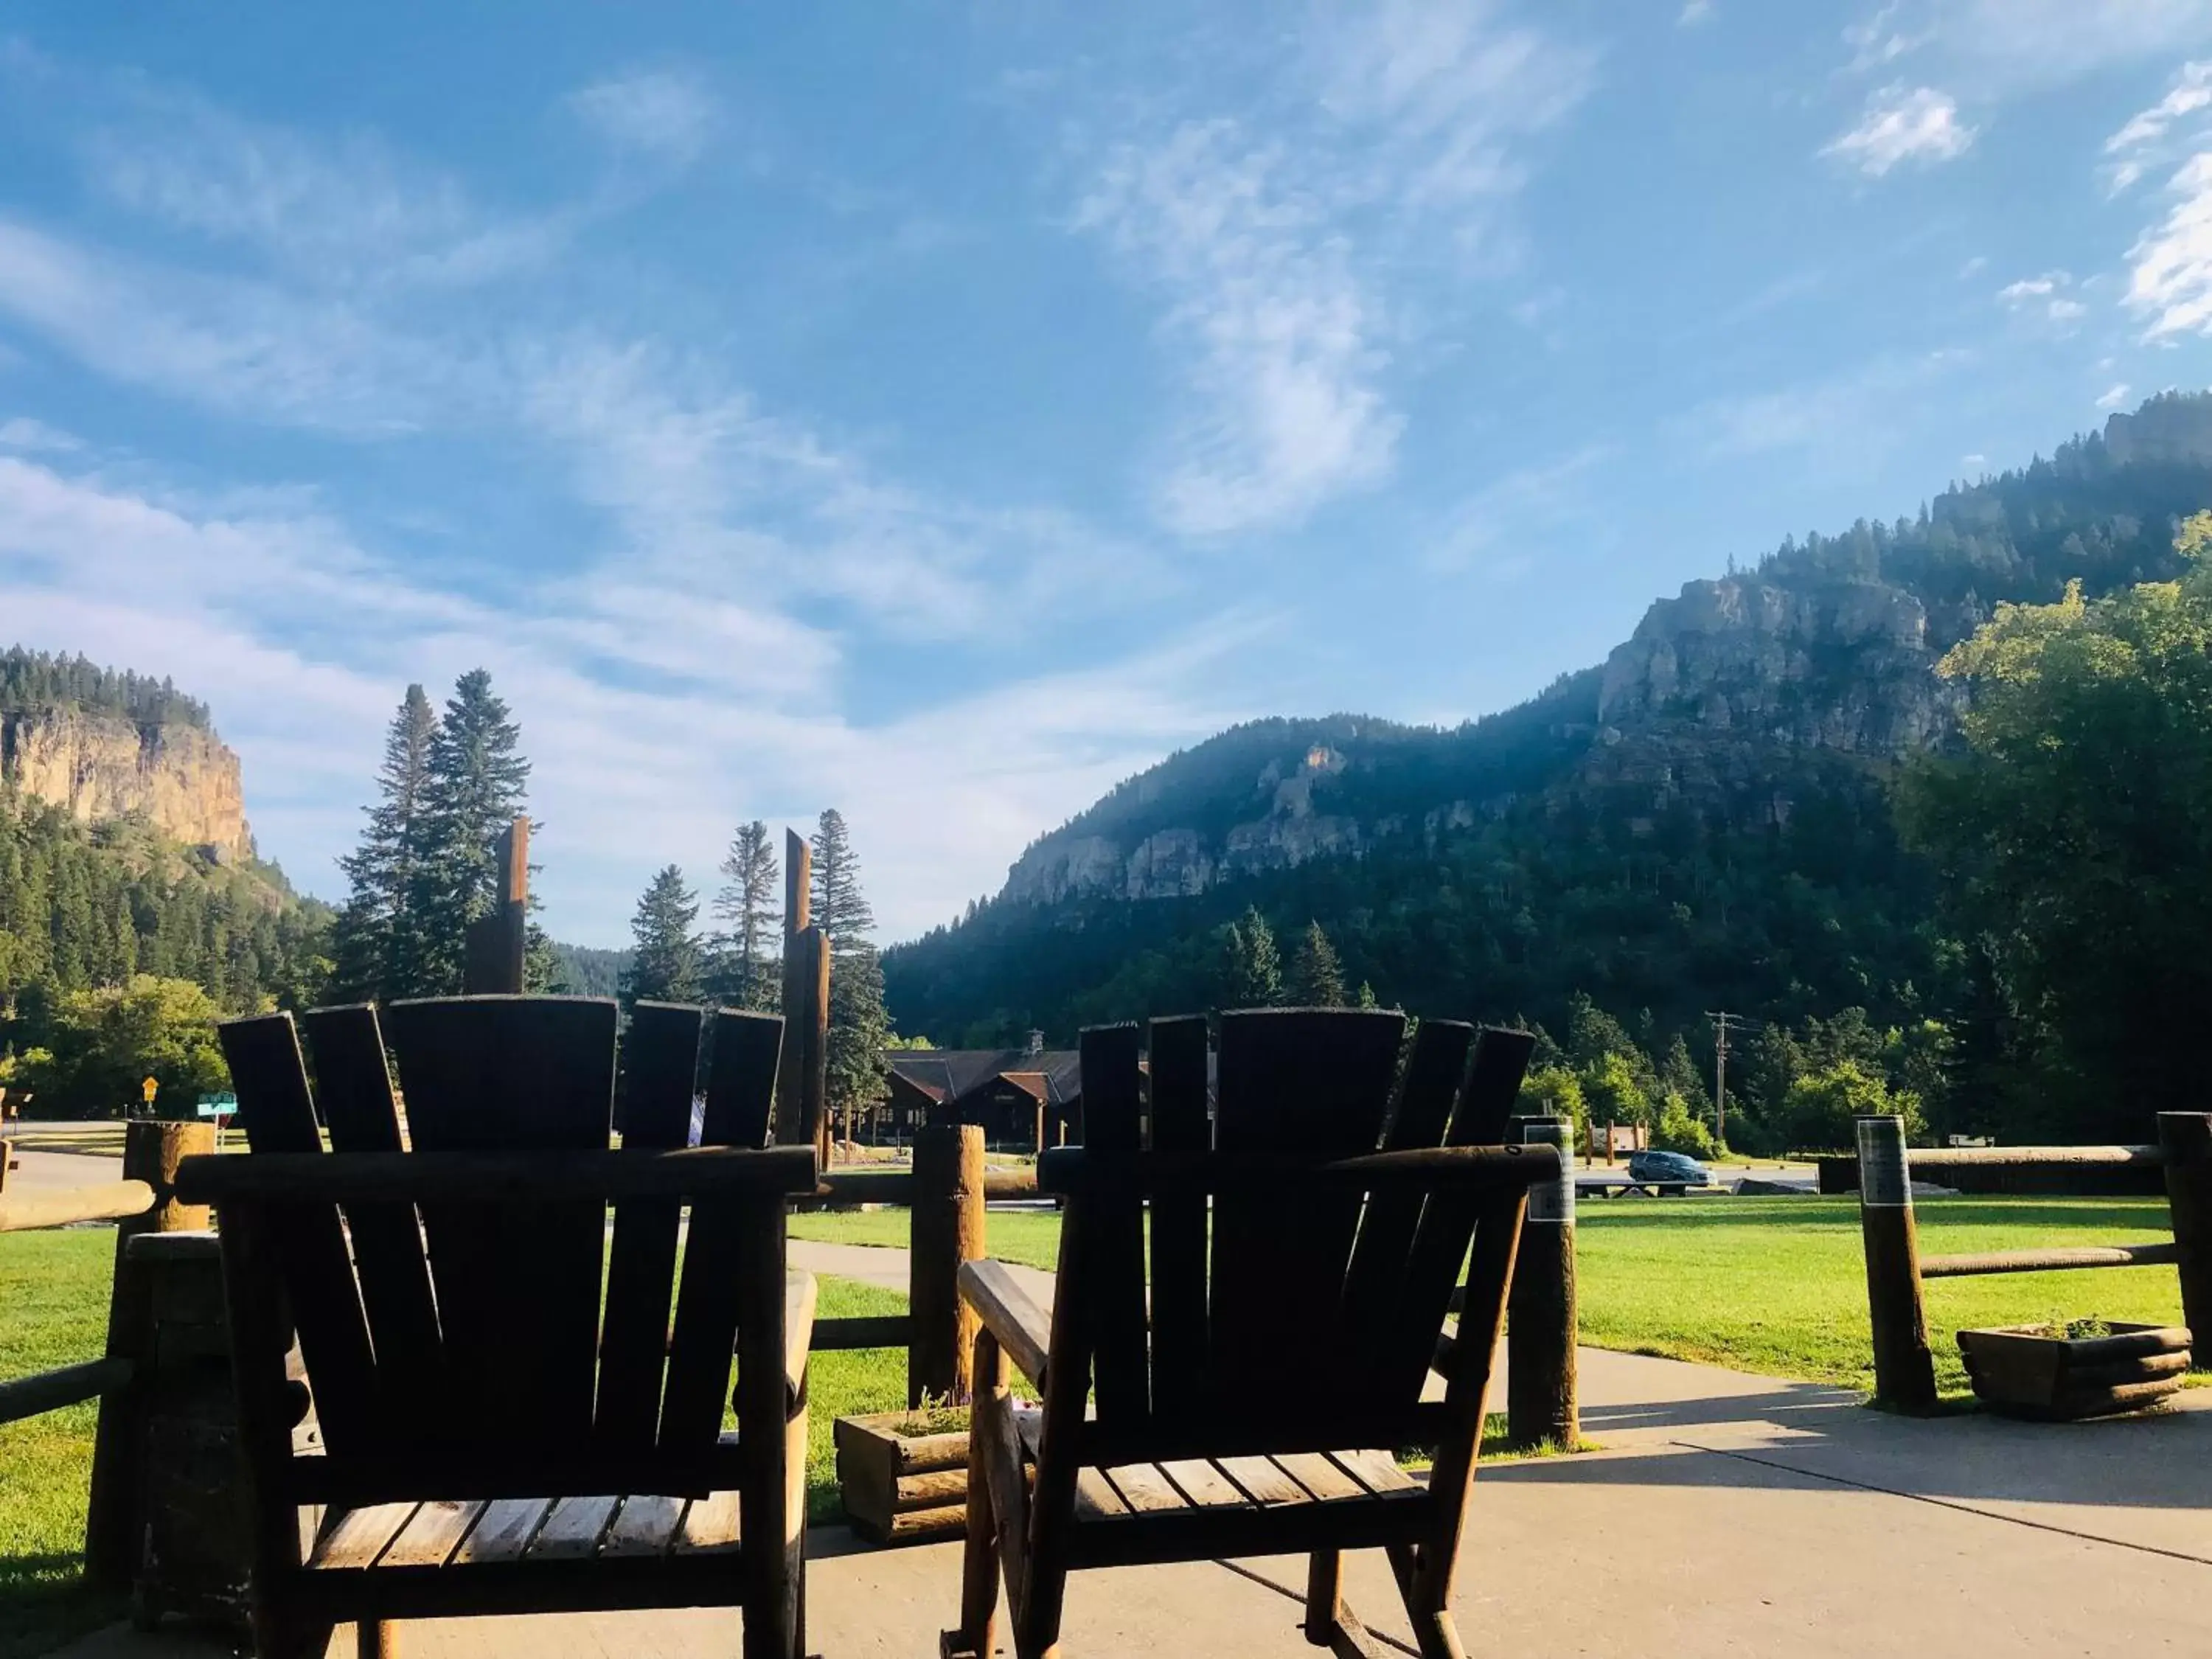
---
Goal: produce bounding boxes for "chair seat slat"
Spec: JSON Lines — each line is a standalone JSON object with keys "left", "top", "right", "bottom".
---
{"left": 313, "top": 1503, "right": 419, "bottom": 1570}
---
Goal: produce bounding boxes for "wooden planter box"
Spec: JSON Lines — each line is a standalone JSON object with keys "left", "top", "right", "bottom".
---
{"left": 833, "top": 1412, "right": 970, "bottom": 1545}
{"left": 1956, "top": 1322, "right": 2192, "bottom": 1420}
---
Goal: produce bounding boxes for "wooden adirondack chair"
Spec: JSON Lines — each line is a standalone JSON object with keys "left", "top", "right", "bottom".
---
{"left": 175, "top": 997, "right": 820, "bottom": 1659}
{"left": 941, "top": 1009, "right": 1552, "bottom": 1659}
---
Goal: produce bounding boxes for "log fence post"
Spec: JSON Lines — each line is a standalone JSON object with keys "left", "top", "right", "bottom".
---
{"left": 2157, "top": 1111, "right": 2212, "bottom": 1361}
{"left": 1855, "top": 1113, "right": 1936, "bottom": 1413}
{"left": 85, "top": 1119, "right": 215, "bottom": 1590}
{"left": 908, "top": 1121, "right": 987, "bottom": 1408}
{"left": 461, "top": 818, "right": 529, "bottom": 995}
{"left": 1507, "top": 1116, "right": 1578, "bottom": 1447}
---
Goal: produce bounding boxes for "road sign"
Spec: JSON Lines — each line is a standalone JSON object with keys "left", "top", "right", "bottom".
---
{"left": 196, "top": 1094, "right": 239, "bottom": 1119}
{"left": 142, "top": 1076, "right": 159, "bottom": 1105}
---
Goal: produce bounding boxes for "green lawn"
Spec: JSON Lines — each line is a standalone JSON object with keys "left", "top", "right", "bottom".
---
{"left": 793, "top": 1194, "right": 2192, "bottom": 1397}
{"left": 790, "top": 1205, "right": 1066, "bottom": 1270}
{"left": 0, "top": 1229, "right": 122, "bottom": 1659}
{"left": 1573, "top": 1195, "right": 2187, "bottom": 1396}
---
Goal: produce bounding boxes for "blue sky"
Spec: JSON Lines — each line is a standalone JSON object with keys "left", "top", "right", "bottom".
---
{"left": 4, "top": 2, "right": 2212, "bottom": 946}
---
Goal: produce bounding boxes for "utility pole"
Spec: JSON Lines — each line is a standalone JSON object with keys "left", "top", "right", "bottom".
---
{"left": 1705, "top": 1012, "right": 1747, "bottom": 1148}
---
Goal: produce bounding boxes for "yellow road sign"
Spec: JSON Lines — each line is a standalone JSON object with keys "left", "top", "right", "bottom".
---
{"left": 142, "top": 1076, "right": 159, "bottom": 1105}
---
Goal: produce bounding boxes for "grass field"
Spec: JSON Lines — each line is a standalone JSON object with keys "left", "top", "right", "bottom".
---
{"left": 793, "top": 1194, "right": 2193, "bottom": 1396}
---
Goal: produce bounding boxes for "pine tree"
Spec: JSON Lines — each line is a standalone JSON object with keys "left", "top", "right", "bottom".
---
{"left": 810, "top": 809, "right": 891, "bottom": 1128}
{"left": 1218, "top": 906, "right": 1283, "bottom": 1008}
{"left": 1287, "top": 920, "right": 1345, "bottom": 1006}
{"left": 622, "top": 865, "right": 703, "bottom": 1008}
{"left": 711, "top": 821, "right": 781, "bottom": 1011}
{"left": 404, "top": 670, "right": 533, "bottom": 997}
{"left": 330, "top": 685, "right": 437, "bottom": 1001}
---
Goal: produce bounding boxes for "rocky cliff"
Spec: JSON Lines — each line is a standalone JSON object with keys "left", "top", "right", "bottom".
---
{"left": 981, "top": 392, "right": 2212, "bottom": 918}
{"left": 0, "top": 708, "right": 251, "bottom": 860}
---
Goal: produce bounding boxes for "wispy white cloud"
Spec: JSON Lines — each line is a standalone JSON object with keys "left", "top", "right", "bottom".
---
{"left": 2125, "top": 151, "right": 2212, "bottom": 336}
{"left": 1821, "top": 84, "right": 1975, "bottom": 175}
{"left": 1838, "top": 1, "right": 2212, "bottom": 89}
{"left": 1686, "top": 351, "right": 1967, "bottom": 457}
{"left": 1423, "top": 445, "right": 1612, "bottom": 576}
{"left": 2098, "top": 381, "right": 2133, "bottom": 408}
{"left": 1996, "top": 269, "right": 2087, "bottom": 324}
{"left": 569, "top": 69, "right": 718, "bottom": 167}
{"left": 0, "top": 449, "right": 1240, "bottom": 939}
{"left": 1677, "top": 1, "right": 1717, "bottom": 27}
{"left": 0, "top": 416, "right": 80, "bottom": 453}
{"left": 1068, "top": 0, "right": 1593, "bottom": 538}
{"left": 2106, "top": 60, "right": 2212, "bottom": 195}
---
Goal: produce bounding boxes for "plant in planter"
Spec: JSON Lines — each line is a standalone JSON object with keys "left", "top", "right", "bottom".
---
{"left": 1955, "top": 1319, "right": 2192, "bottom": 1420}
{"left": 834, "top": 1396, "right": 973, "bottom": 1544}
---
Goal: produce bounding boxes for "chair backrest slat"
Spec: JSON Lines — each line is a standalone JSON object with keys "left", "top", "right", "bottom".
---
{"left": 1381, "top": 1026, "right": 1536, "bottom": 1402}
{"left": 594, "top": 1002, "right": 704, "bottom": 1451}
{"left": 299, "top": 1004, "right": 445, "bottom": 1431}
{"left": 220, "top": 1012, "right": 380, "bottom": 1453}
{"left": 658, "top": 1009, "right": 784, "bottom": 1452}
{"left": 383, "top": 997, "right": 618, "bottom": 1445}
{"left": 1206, "top": 1009, "right": 1405, "bottom": 1412}
{"left": 1078, "top": 1024, "right": 1149, "bottom": 1427}
{"left": 1143, "top": 1014, "right": 1212, "bottom": 1425}
{"left": 1338, "top": 1020, "right": 1475, "bottom": 1399}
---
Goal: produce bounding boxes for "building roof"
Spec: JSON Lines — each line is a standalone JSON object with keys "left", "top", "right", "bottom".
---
{"left": 883, "top": 1048, "right": 1083, "bottom": 1108}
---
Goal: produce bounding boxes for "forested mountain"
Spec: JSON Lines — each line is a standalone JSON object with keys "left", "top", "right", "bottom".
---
{"left": 884, "top": 392, "right": 2212, "bottom": 1139}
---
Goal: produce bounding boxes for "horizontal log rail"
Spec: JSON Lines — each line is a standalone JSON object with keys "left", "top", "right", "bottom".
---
{"left": 0, "top": 1179, "right": 154, "bottom": 1234}
{"left": 811, "top": 1166, "right": 1037, "bottom": 1207}
{"left": 1907, "top": 1144, "right": 2163, "bottom": 1170}
{"left": 812, "top": 1313, "right": 915, "bottom": 1351}
{"left": 0, "top": 1357, "right": 134, "bottom": 1425}
{"left": 1919, "top": 1241, "right": 2182, "bottom": 1279}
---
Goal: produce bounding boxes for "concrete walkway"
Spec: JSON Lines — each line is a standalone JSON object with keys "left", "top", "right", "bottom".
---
{"left": 44, "top": 1243, "right": 2212, "bottom": 1655}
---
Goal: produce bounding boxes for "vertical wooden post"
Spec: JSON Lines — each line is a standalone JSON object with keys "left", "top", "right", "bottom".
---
{"left": 908, "top": 1121, "right": 987, "bottom": 1407}
{"left": 1507, "top": 1117, "right": 1579, "bottom": 1447}
{"left": 776, "top": 830, "right": 827, "bottom": 1149}
{"left": 462, "top": 817, "right": 529, "bottom": 995}
{"left": 1856, "top": 1114, "right": 1936, "bottom": 1412}
{"left": 86, "top": 1119, "right": 216, "bottom": 1590}
{"left": 2157, "top": 1112, "right": 2212, "bottom": 1360}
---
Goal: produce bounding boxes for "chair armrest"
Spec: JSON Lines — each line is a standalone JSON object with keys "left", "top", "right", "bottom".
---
{"left": 957, "top": 1259, "right": 1051, "bottom": 1389}
{"left": 785, "top": 1269, "right": 816, "bottom": 1414}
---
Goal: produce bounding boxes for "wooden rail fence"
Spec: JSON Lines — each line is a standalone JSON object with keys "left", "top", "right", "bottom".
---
{"left": 0, "top": 1119, "right": 215, "bottom": 1597}
{"left": 1855, "top": 1111, "right": 2212, "bottom": 1410}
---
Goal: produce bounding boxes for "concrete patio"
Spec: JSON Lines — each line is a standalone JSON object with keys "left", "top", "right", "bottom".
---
{"left": 46, "top": 1330, "right": 2212, "bottom": 1658}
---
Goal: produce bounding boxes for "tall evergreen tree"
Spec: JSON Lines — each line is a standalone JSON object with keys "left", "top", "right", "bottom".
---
{"left": 811, "top": 810, "right": 891, "bottom": 1128}
{"left": 404, "top": 670, "right": 533, "bottom": 997}
{"left": 622, "top": 865, "right": 703, "bottom": 1009}
{"left": 712, "top": 820, "right": 781, "bottom": 1011}
{"left": 1287, "top": 920, "right": 1346, "bottom": 1006}
{"left": 330, "top": 684, "right": 437, "bottom": 1001}
{"left": 1217, "top": 906, "right": 1283, "bottom": 1007}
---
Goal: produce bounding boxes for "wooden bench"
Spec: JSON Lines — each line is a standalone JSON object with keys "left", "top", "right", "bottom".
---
{"left": 943, "top": 1009, "right": 1554, "bottom": 1659}
{"left": 179, "top": 997, "right": 818, "bottom": 1659}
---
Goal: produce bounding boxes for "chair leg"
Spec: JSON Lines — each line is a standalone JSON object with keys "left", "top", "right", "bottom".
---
{"left": 941, "top": 1384, "right": 1001, "bottom": 1659}
{"left": 357, "top": 1620, "right": 396, "bottom": 1659}
{"left": 1303, "top": 1550, "right": 1342, "bottom": 1646}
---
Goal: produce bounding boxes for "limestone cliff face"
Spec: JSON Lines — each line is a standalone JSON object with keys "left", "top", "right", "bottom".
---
{"left": 1004, "top": 742, "right": 1368, "bottom": 903}
{"left": 1, "top": 709, "right": 251, "bottom": 859}
{"left": 1596, "top": 574, "right": 1966, "bottom": 757}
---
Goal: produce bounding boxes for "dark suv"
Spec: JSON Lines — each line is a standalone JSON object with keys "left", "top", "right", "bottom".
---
{"left": 1625, "top": 1150, "right": 1710, "bottom": 1192}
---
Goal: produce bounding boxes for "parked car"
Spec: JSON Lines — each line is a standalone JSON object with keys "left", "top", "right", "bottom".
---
{"left": 1626, "top": 1150, "right": 1710, "bottom": 1191}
